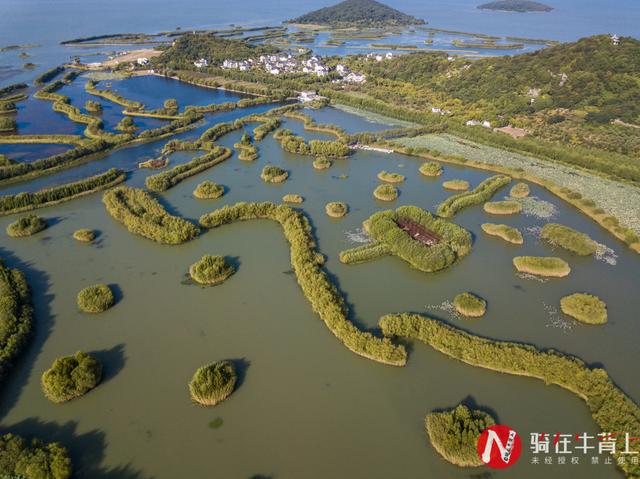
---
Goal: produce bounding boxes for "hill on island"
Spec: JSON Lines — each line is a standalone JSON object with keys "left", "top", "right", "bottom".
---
{"left": 286, "top": 0, "right": 425, "bottom": 27}
{"left": 478, "top": 0, "right": 553, "bottom": 12}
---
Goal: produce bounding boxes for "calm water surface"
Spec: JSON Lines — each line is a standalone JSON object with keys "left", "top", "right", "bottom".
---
{"left": 0, "top": 77, "right": 637, "bottom": 478}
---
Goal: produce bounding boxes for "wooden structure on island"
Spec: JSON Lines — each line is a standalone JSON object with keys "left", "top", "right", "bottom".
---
{"left": 396, "top": 218, "right": 441, "bottom": 246}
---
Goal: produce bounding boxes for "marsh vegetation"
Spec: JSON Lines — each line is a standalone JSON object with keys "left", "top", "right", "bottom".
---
{"left": 6, "top": 215, "right": 47, "bottom": 237}
{"left": 513, "top": 256, "right": 571, "bottom": 277}
{"left": 481, "top": 223, "right": 523, "bottom": 244}
{"left": 189, "top": 255, "right": 236, "bottom": 285}
{"left": 41, "top": 351, "right": 102, "bottom": 403}
{"left": 77, "top": 284, "right": 115, "bottom": 313}
{"left": 560, "top": 293, "right": 608, "bottom": 325}
{"left": 189, "top": 361, "right": 237, "bottom": 406}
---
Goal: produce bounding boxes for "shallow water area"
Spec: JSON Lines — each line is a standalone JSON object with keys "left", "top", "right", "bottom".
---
{"left": 0, "top": 30, "right": 639, "bottom": 479}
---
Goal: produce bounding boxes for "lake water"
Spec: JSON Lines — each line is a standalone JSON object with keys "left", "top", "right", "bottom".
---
{"left": 1, "top": 0, "right": 639, "bottom": 87}
{"left": 0, "top": 75, "right": 638, "bottom": 478}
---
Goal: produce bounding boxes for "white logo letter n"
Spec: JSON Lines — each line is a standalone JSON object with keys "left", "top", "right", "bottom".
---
{"left": 482, "top": 429, "right": 515, "bottom": 464}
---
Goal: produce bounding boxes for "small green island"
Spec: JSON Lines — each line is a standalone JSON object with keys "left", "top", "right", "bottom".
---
{"left": 6, "top": 214, "right": 47, "bottom": 238}
{"left": 478, "top": 0, "right": 553, "bottom": 12}
{"left": 41, "top": 351, "right": 102, "bottom": 403}
{"left": 189, "top": 360, "right": 237, "bottom": 406}
{"left": 261, "top": 165, "right": 289, "bottom": 183}
{"left": 373, "top": 183, "right": 399, "bottom": 201}
{"left": 513, "top": 256, "right": 571, "bottom": 277}
{"left": 73, "top": 228, "right": 96, "bottom": 242}
{"left": 194, "top": 181, "right": 225, "bottom": 199}
{"left": 425, "top": 403, "right": 496, "bottom": 466}
{"left": 453, "top": 292, "right": 487, "bottom": 317}
{"left": 325, "top": 201, "right": 348, "bottom": 218}
{"left": 560, "top": 293, "right": 608, "bottom": 325}
{"left": 540, "top": 223, "right": 597, "bottom": 256}
{"left": 481, "top": 223, "right": 523, "bottom": 244}
{"left": 189, "top": 255, "right": 236, "bottom": 285}
{"left": 340, "top": 206, "right": 472, "bottom": 272}
{"left": 77, "top": 284, "right": 115, "bottom": 313}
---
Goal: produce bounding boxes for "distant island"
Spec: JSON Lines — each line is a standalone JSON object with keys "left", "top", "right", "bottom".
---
{"left": 286, "top": 0, "right": 425, "bottom": 28}
{"left": 478, "top": 0, "right": 553, "bottom": 12}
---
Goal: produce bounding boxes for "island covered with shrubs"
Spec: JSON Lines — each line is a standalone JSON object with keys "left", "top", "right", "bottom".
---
{"left": 194, "top": 181, "right": 225, "bottom": 199}
{"left": 340, "top": 206, "right": 472, "bottom": 272}
{"left": 513, "top": 256, "right": 571, "bottom": 277}
{"left": 77, "top": 284, "right": 115, "bottom": 313}
{"left": 453, "top": 292, "right": 487, "bottom": 317}
{"left": 6, "top": 214, "right": 47, "bottom": 237}
{"left": 189, "top": 255, "right": 236, "bottom": 285}
{"left": 41, "top": 351, "right": 102, "bottom": 403}
{"left": 481, "top": 223, "right": 523, "bottom": 244}
{"left": 561, "top": 293, "right": 608, "bottom": 324}
{"left": 189, "top": 360, "right": 237, "bottom": 406}
{"left": 425, "top": 403, "right": 495, "bottom": 466}
{"left": 540, "top": 223, "right": 597, "bottom": 256}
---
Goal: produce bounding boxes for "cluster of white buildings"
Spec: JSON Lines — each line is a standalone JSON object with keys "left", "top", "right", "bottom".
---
{"left": 194, "top": 58, "right": 208, "bottom": 68}
{"left": 217, "top": 54, "right": 366, "bottom": 83}
{"left": 466, "top": 119, "right": 492, "bottom": 128}
{"left": 365, "top": 52, "right": 394, "bottom": 62}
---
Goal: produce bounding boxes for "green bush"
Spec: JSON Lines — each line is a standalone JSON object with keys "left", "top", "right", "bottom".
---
{"left": 373, "top": 184, "right": 398, "bottom": 201}
{"left": 419, "top": 161, "right": 443, "bottom": 177}
{"left": 442, "top": 179, "right": 469, "bottom": 191}
{"left": 513, "top": 256, "right": 571, "bottom": 277}
{"left": 509, "top": 182, "right": 530, "bottom": 198}
{"left": 189, "top": 255, "right": 235, "bottom": 285}
{"left": 483, "top": 200, "right": 522, "bottom": 215}
{"left": 41, "top": 351, "right": 102, "bottom": 403}
{"left": 380, "top": 312, "right": 640, "bottom": 478}
{"left": 540, "top": 223, "right": 597, "bottom": 256}
{"left": 437, "top": 175, "right": 511, "bottom": 218}
{"left": 0, "top": 433, "right": 72, "bottom": 479}
{"left": 115, "top": 116, "right": 137, "bottom": 133}
{"left": 260, "top": 165, "right": 289, "bottom": 183}
{"left": 103, "top": 186, "right": 200, "bottom": 244}
{"left": 73, "top": 228, "right": 96, "bottom": 242}
{"left": 0, "top": 260, "right": 32, "bottom": 382}
{"left": 325, "top": 201, "right": 348, "bottom": 218}
{"left": 561, "top": 293, "right": 607, "bottom": 325}
{"left": 199, "top": 202, "right": 406, "bottom": 366}
{"left": 77, "top": 284, "right": 114, "bottom": 313}
{"left": 453, "top": 292, "right": 487, "bottom": 317}
{"left": 481, "top": 223, "right": 523, "bottom": 244}
{"left": 193, "top": 181, "right": 225, "bottom": 199}
{"left": 425, "top": 404, "right": 495, "bottom": 466}
{"left": 189, "top": 360, "right": 237, "bottom": 406}
{"left": 6, "top": 215, "right": 47, "bottom": 237}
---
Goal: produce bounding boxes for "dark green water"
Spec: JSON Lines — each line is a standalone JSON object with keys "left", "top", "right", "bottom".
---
{"left": 0, "top": 77, "right": 638, "bottom": 479}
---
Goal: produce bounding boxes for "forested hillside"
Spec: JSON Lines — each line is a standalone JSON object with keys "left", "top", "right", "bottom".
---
{"left": 287, "top": 0, "right": 425, "bottom": 27}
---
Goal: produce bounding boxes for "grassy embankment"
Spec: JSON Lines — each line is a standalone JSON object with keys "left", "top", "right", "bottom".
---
{"left": 0, "top": 168, "right": 125, "bottom": 216}
{"left": 436, "top": 175, "right": 511, "bottom": 218}
{"left": 103, "top": 186, "right": 200, "bottom": 244}
{"left": 380, "top": 312, "right": 640, "bottom": 478}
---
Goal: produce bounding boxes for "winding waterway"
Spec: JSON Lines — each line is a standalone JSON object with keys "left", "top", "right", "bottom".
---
{"left": 0, "top": 75, "right": 638, "bottom": 478}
